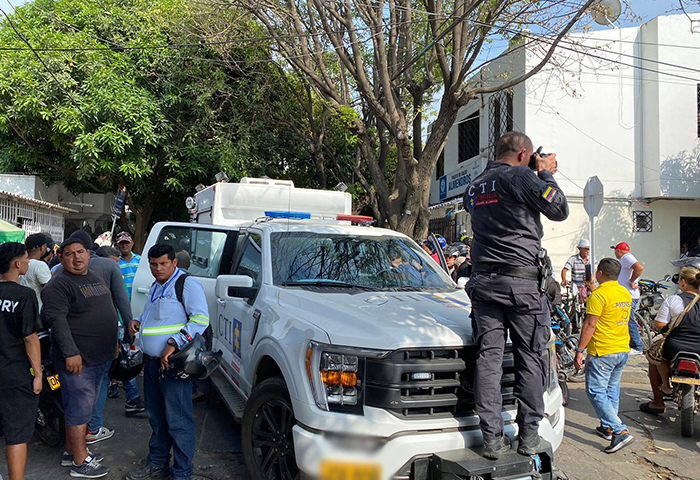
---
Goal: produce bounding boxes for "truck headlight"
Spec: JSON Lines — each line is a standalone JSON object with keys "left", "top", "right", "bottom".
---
{"left": 306, "top": 342, "right": 389, "bottom": 415}
{"left": 546, "top": 338, "right": 558, "bottom": 394}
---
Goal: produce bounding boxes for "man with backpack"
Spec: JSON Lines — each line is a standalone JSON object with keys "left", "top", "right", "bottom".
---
{"left": 127, "top": 244, "right": 209, "bottom": 480}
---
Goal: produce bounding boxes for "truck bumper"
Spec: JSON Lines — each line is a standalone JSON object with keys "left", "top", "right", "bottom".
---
{"left": 293, "top": 404, "right": 564, "bottom": 480}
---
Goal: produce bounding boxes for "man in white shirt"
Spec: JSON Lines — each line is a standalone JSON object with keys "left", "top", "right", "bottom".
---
{"left": 612, "top": 242, "right": 644, "bottom": 353}
{"left": 561, "top": 239, "right": 591, "bottom": 288}
{"left": 19, "top": 233, "right": 53, "bottom": 308}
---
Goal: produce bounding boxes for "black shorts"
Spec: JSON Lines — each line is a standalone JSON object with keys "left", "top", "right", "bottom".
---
{"left": 0, "top": 382, "right": 40, "bottom": 445}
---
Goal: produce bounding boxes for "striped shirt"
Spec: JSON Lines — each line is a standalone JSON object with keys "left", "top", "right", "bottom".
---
{"left": 119, "top": 253, "right": 141, "bottom": 300}
{"left": 564, "top": 254, "right": 589, "bottom": 286}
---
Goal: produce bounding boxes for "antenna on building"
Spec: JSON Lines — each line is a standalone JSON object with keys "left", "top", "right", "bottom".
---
{"left": 590, "top": 0, "right": 621, "bottom": 25}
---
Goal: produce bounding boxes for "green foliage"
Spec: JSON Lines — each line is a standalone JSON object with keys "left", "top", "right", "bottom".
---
{"left": 0, "top": 0, "right": 352, "bottom": 229}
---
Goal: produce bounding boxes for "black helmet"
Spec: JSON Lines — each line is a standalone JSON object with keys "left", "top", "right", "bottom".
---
{"left": 109, "top": 341, "right": 144, "bottom": 382}
{"left": 443, "top": 245, "right": 460, "bottom": 257}
{"left": 168, "top": 333, "right": 223, "bottom": 380}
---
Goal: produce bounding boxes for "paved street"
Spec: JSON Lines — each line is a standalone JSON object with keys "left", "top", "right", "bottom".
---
{"left": 2, "top": 356, "right": 699, "bottom": 479}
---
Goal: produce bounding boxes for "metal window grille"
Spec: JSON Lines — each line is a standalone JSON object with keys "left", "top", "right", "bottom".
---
{"left": 458, "top": 111, "right": 480, "bottom": 163}
{"left": 0, "top": 197, "right": 65, "bottom": 241}
{"left": 429, "top": 217, "right": 457, "bottom": 244}
{"left": 489, "top": 90, "right": 514, "bottom": 160}
{"left": 632, "top": 211, "right": 652, "bottom": 232}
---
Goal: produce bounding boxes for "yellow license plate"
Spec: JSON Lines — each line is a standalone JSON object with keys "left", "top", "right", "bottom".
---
{"left": 48, "top": 374, "right": 61, "bottom": 390}
{"left": 672, "top": 376, "right": 700, "bottom": 386}
{"left": 320, "top": 462, "right": 381, "bottom": 480}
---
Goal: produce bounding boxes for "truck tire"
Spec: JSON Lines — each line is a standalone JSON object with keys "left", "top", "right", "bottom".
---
{"left": 559, "top": 380, "right": 570, "bottom": 407}
{"left": 680, "top": 384, "right": 695, "bottom": 438}
{"left": 242, "top": 376, "right": 299, "bottom": 480}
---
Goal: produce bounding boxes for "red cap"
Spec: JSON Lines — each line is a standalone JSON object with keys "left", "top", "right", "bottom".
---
{"left": 611, "top": 242, "right": 630, "bottom": 252}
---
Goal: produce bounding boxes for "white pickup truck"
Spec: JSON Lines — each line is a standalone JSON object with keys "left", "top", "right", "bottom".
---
{"left": 131, "top": 178, "right": 565, "bottom": 480}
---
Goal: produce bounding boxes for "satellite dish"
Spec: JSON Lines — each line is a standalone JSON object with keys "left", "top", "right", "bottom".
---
{"left": 590, "top": 0, "right": 621, "bottom": 25}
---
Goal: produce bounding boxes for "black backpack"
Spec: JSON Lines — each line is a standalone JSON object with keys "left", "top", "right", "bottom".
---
{"left": 173, "top": 272, "right": 212, "bottom": 347}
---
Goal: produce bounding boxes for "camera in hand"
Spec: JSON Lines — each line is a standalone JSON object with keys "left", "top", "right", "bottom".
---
{"left": 529, "top": 146, "right": 548, "bottom": 169}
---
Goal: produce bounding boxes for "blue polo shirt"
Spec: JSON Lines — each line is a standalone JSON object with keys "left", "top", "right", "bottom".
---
{"left": 136, "top": 268, "right": 209, "bottom": 357}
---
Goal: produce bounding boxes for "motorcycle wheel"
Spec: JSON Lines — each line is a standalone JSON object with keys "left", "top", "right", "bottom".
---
{"left": 680, "top": 384, "right": 695, "bottom": 438}
{"left": 35, "top": 412, "right": 63, "bottom": 447}
{"left": 559, "top": 380, "right": 570, "bottom": 407}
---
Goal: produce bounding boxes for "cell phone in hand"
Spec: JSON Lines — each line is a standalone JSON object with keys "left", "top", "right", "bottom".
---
{"left": 585, "top": 264, "right": 592, "bottom": 282}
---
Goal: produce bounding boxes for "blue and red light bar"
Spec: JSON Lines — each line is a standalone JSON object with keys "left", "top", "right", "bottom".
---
{"left": 265, "top": 211, "right": 374, "bottom": 223}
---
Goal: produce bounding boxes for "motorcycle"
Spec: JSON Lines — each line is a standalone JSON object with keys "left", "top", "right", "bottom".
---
{"left": 35, "top": 331, "right": 64, "bottom": 447}
{"left": 636, "top": 279, "right": 669, "bottom": 351}
{"left": 670, "top": 352, "right": 700, "bottom": 437}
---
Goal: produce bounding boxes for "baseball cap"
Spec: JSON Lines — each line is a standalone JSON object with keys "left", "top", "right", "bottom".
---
{"left": 25, "top": 233, "right": 50, "bottom": 249}
{"left": 116, "top": 231, "right": 133, "bottom": 243}
{"left": 611, "top": 242, "right": 630, "bottom": 252}
{"left": 577, "top": 239, "right": 590, "bottom": 249}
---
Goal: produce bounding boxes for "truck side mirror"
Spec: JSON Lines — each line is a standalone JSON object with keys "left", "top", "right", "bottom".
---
{"left": 216, "top": 275, "right": 258, "bottom": 300}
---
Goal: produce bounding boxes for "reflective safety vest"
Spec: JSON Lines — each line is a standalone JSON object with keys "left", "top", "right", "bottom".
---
{"left": 138, "top": 268, "right": 209, "bottom": 357}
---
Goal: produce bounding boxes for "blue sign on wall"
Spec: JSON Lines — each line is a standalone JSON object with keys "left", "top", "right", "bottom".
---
{"left": 439, "top": 176, "right": 447, "bottom": 201}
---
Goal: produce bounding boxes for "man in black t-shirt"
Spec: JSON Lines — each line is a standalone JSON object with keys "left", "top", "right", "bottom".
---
{"left": 42, "top": 238, "right": 118, "bottom": 479}
{"left": 0, "top": 242, "right": 42, "bottom": 480}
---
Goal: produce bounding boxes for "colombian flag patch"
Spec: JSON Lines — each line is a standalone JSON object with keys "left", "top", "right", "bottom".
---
{"left": 542, "top": 186, "right": 556, "bottom": 202}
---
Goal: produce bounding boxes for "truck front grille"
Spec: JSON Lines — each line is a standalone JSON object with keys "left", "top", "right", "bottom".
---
{"left": 364, "top": 347, "right": 515, "bottom": 418}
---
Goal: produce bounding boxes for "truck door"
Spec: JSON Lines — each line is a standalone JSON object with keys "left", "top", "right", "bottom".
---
{"left": 131, "top": 223, "right": 239, "bottom": 337}
{"left": 216, "top": 231, "right": 263, "bottom": 396}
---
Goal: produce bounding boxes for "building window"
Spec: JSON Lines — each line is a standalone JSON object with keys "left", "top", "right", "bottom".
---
{"left": 435, "top": 149, "right": 444, "bottom": 180}
{"left": 458, "top": 111, "right": 479, "bottom": 163}
{"left": 633, "top": 211, "right": 652, "bottom": 232}
{"left": 489, "top": 90, "right": 514, "bottom": 160}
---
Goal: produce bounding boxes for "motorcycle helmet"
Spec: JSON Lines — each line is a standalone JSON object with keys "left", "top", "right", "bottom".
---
{"left": 443, "top": 245, "right": 460, "bottom": 258}
{"left": 109, "top": 341, "right": 144, "bottom": 382}
{"left": 168, "top": 333, "right": 223, "bottom": 380}
{"left": 435, "top": 235, "right": 447, "bottom": 250}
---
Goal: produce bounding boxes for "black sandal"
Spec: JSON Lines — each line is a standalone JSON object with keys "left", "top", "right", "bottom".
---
{"left": 640, "top": 401, "right": 666, "bottom": 415}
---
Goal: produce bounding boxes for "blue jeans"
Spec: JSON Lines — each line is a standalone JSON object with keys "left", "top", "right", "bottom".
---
{"left": 58, "top": 362, "right": 109, "bottom": 427}
{"left": 144, "top": 358, "right": 195, "bottom": 479}
{"left": 628, "top": 298, "right": 644, "bottom": 351}
{"left": 87, "top": 363, "right": 141, "bottom": 432}
{"left": 585, "top": 352, "right": 629, "bottom": 434}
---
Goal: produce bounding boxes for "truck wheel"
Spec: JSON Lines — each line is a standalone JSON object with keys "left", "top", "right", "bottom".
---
{"left": 242, "top": 377, "right": 299, "bottom": 480}
{"left": 680, "top": 384, "right": 695, "bottom": 438}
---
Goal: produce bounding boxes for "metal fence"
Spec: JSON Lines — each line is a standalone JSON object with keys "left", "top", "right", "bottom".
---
{"left": 429, "top": 217, "right": 457, "bottom": 244}
{"left": 0, "top": 197, "right": 65, "bottom": 241}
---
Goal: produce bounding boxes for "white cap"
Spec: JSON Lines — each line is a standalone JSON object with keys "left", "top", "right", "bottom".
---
{"left": 578, "top": 239, "right": 590, "bottom": 248}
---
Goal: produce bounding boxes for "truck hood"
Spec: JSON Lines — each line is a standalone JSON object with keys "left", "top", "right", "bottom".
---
{"left": 277, "top": 288, "right": 474, "bottom": 350}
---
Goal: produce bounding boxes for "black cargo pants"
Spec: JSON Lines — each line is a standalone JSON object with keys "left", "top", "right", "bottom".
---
{"left": 466, "top": 273, "right": 551, "bottom": 441}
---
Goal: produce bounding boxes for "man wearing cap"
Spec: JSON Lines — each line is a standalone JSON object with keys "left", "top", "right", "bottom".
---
{"left": 561, "top": 239, "right": 591, "bottom": 290}
{"left": 20, "top": 233, "right": 53, "bottom": 308}
{"left": 612, "top": 242, "right": 645, "bottom": 353}
{"left": 116, "top": 232, "right": 141, "bottom": 300}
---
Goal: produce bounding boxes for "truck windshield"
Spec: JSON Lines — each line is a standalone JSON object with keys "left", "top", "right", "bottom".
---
{"left": 271, "top": 232, "right": 453, "bottom": 290}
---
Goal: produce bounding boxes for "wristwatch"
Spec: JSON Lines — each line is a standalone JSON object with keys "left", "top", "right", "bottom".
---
{"left": 575, "top": 346, "right": 585, "bottom": 353}
{"left": 167, "top": 338, "right": 179, "bottom": 350}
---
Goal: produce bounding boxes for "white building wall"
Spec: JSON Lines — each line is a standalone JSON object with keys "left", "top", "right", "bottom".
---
{"left": 431, "top": 13, "right": 700, "bottom": 279}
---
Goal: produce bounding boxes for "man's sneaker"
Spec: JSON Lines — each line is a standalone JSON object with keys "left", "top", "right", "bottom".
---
{"left": 85, "top": 426, "right": 114, "bottom": 445}
{"left": 482, "top": 435, "right": 511, "bottom": 460}
{"left": 107, "top": 383, "right": 119, "bottom": 399}
{"left": 605, "top": 430, "right": 634, "bottom": 453}
{"left": 630, "top": 349, "right": 644, "bottom": 356}
{"left": 70, "top": 456, "right": 109, "bottom": 478}
{"left": 61, "top": 450, "right": 104, "bottom": 467}
{"left": 595, "top": 425, "right": 613, "bottom": 441}
{"left": 125, "top": 464, "right": 170, "bottom": 480}
{"left": 125, "top": 397, "right": 146, "bottom": 416}
{"left": 517, "top": 433, "right": 541, "bottom": 455}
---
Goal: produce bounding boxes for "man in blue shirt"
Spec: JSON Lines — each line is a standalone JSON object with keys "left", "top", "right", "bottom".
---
{"left": 127, "top": 244, "right": 209, "bottom": 480}
{"left": 116, "top": 232, "right": 141, "bottom": 300}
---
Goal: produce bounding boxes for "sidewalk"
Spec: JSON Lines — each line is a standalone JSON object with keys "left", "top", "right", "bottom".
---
{"left": 621, "top": 353, "right": 652, "bottom": 384}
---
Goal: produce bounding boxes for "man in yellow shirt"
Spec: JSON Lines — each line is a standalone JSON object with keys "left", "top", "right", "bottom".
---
{"left": 574, "top": 258, "right": 633, "bottom": 454}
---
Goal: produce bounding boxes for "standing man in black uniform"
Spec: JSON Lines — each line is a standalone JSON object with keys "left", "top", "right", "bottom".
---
{"left": 464, "top": 131, "right": 569, "bottom": 459}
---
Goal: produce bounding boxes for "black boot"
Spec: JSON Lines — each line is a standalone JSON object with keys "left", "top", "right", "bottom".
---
{"left": 482, "top": 435, "right": 511, "bottom": 460}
